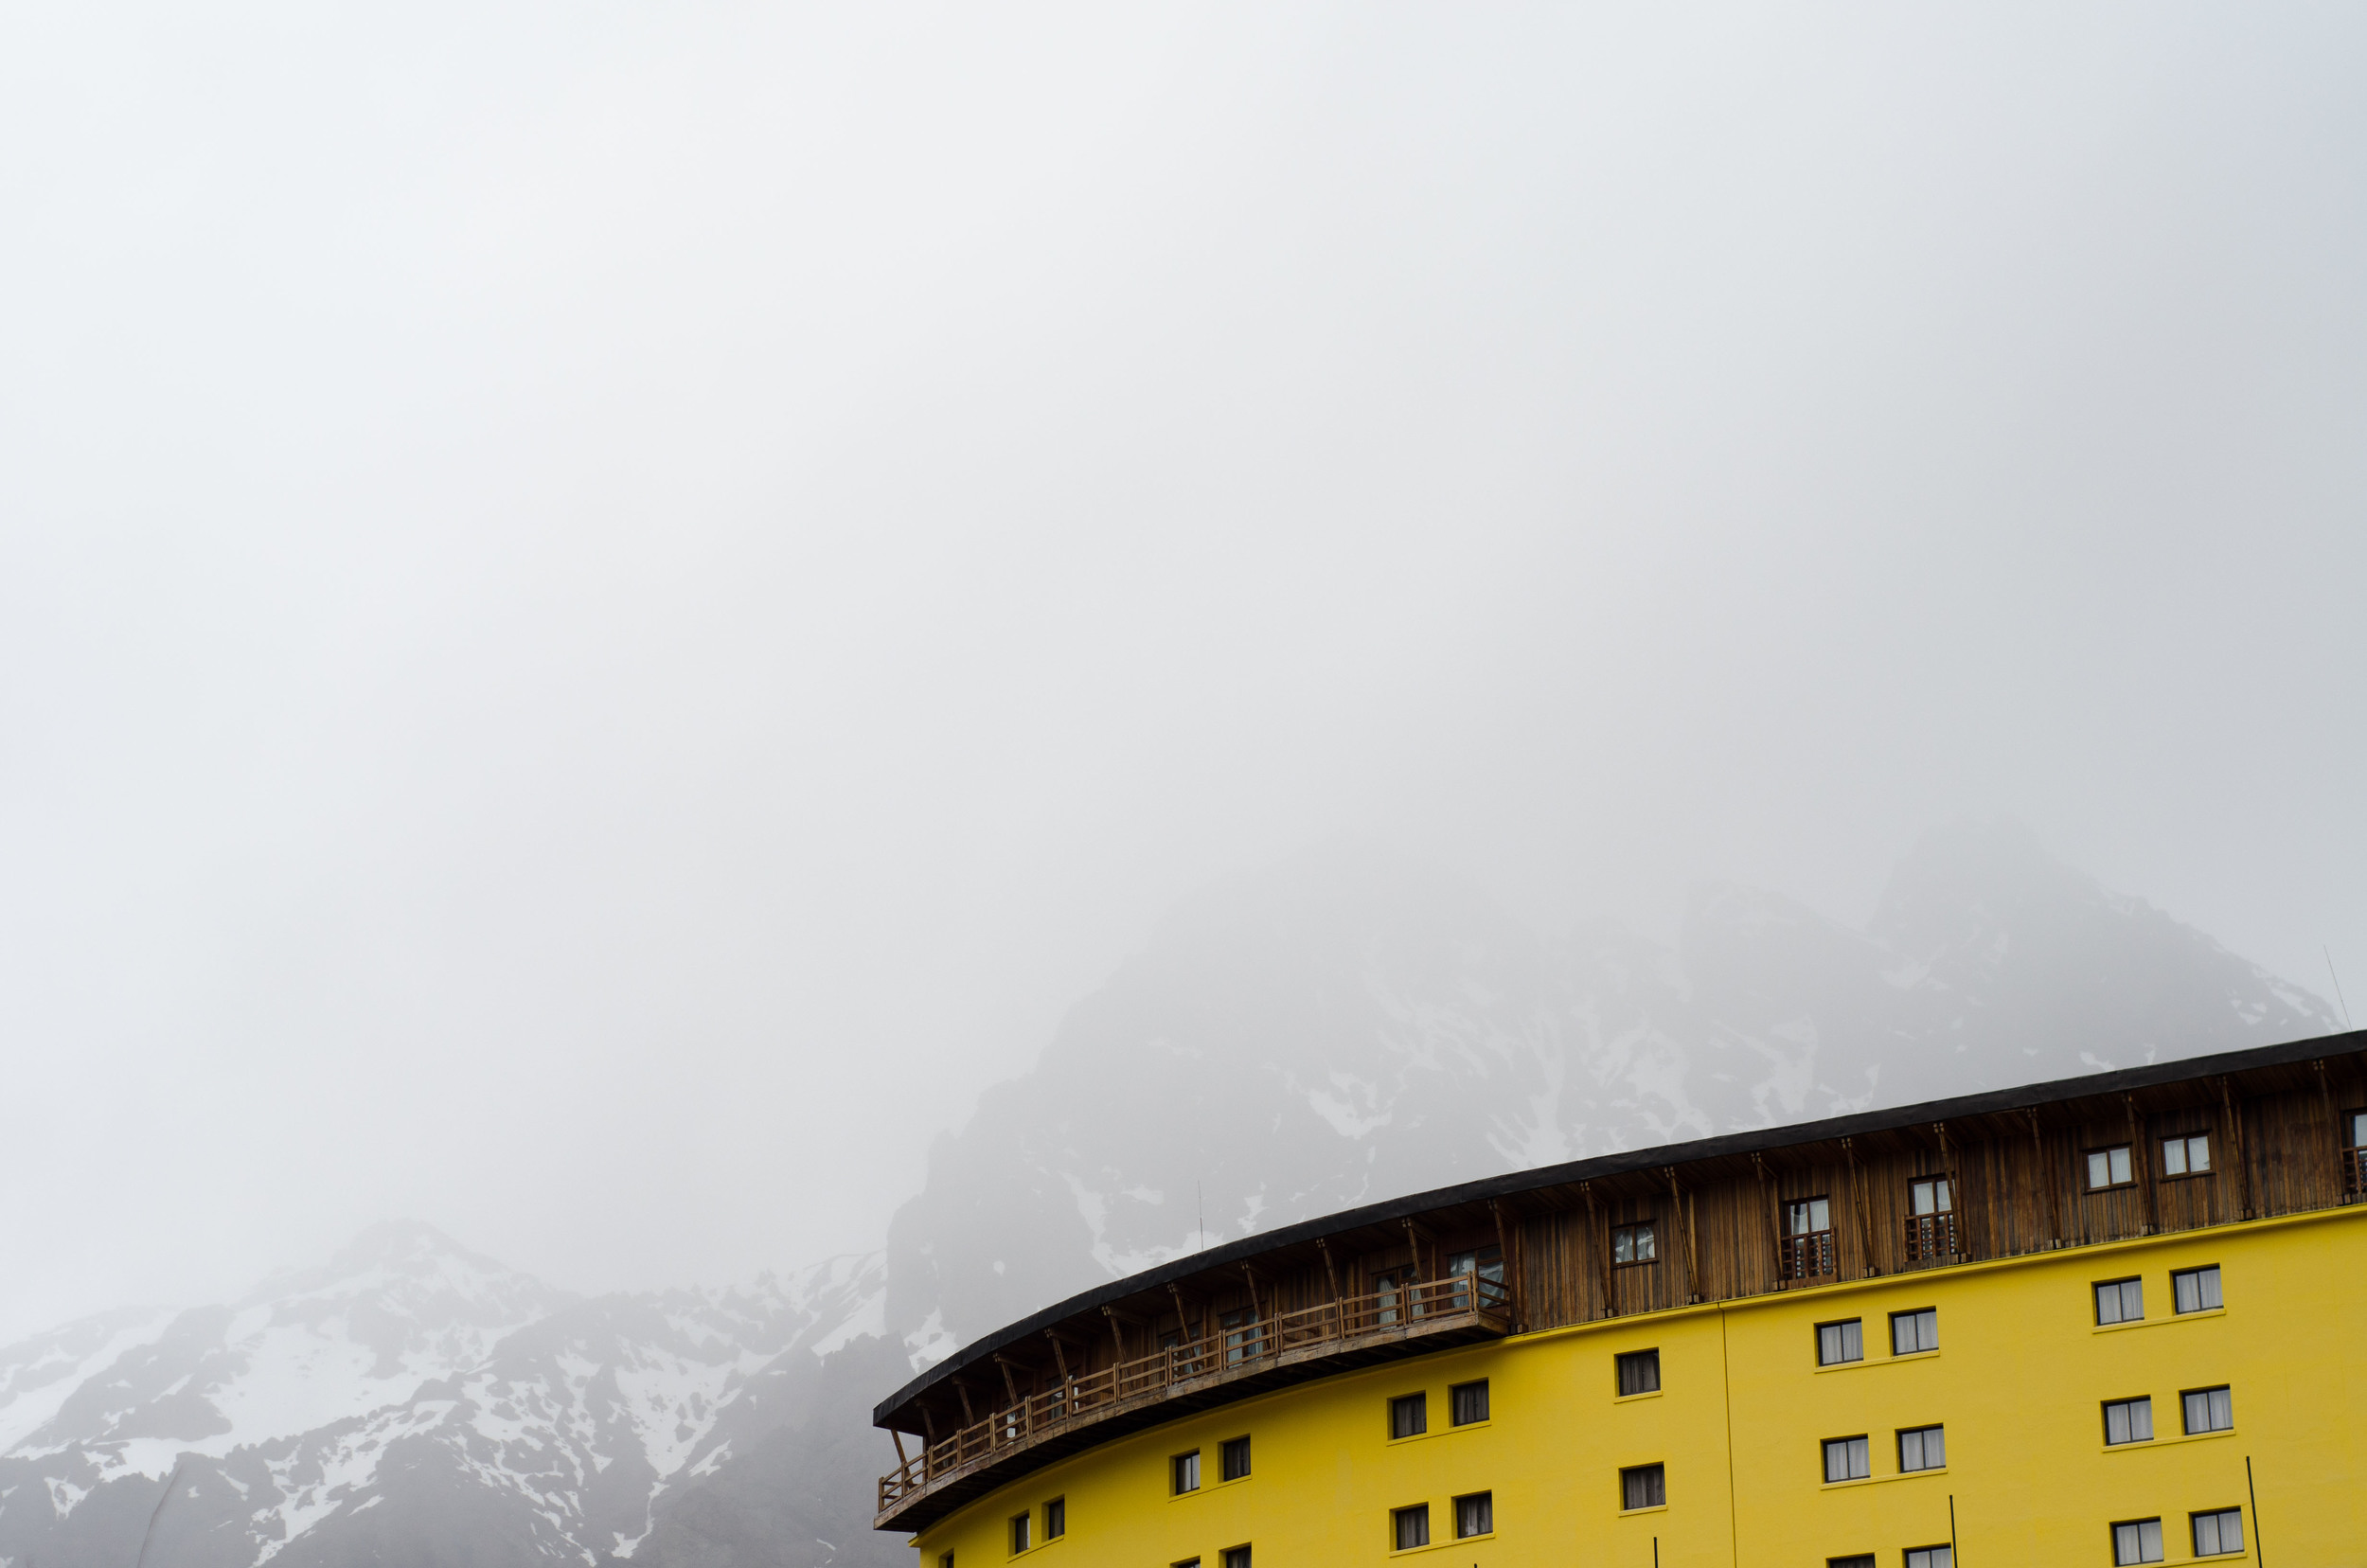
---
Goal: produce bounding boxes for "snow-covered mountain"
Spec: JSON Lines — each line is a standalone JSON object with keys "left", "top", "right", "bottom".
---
{"left": 0, "top": 1223, "right": 885, "bottom": 1568}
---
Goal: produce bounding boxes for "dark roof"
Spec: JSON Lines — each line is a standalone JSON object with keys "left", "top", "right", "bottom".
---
{"left": 875, "top": 1025, "right": 2365, "bottom": 1426}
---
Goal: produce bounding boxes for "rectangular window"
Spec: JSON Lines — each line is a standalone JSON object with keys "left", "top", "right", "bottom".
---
{"left": 1374, "top": 1271, "right": 1402, "bottom": 1326}
{"left": 1611, "top": 1221, "right": 1657, "bottom": 1265}
{"left": 940, "top": 1554, "right": 954, "bottom": 1568}
{"left": 2172, "top": 1265, "right": 2223, "bottom": 1313}
{"left": 1909, "top": 1177, "right": 1952, "bottom": 1215}
{"left": 1829, "top": 1558, "right": 1876, "bottom": 1568}
{"left": 1389, "top": 1392, "right": 1427, "bottom": 1439}
{"left": 1173, "top": 1560, "right": 1199, "bottom": 1568}
{"left": 2112, "top": 1519, "right": 2164, "bottom": 1565}
{"left": 1823, "top": 1435, "right": 1871, "bottom": 1483}
{"left": 1043, "top": 1498, "right": 1064, "bottom": 1539}
{"left": 1009, "top": 1512, "right": 1031, "bottom": 1553}
{"left": 2351, "top": 1110, "right": 2367, "bottom": 1147}
{"left": 2182, "top": 1385, "right": 2234, "bottom": 1434}
{"left": 1620, "top": 1463, "right": 1665, "bottom": 1510}
{"left": 2103, "top": 1397, "right": 2154, "bottom": 1445}
{"left": 1219, "top": 1547, "right": 1250, "bottom": 1568}
{"left": 2088, "top": 1146, "right": 2136, "bottom": 1190}
{"left": 1392, "top": 1504, "right": 1430, "bottom": 1550}
{"left": 1450, "top": 1380, "right": 1489, "bottom": 1426}
{"left": 1220, "top": 1306, "right": 1259, "bottom": 1367}
{"left": 2094, "top": 1277, "right": 2144, "bottom": 1325}
{"left": 2192, "top": 1508, "right": 2243, "bottom": 1557}
{"left": 1788, "top": 1197, "right": 1833, "bottom": 1235}
{"left": 1452, "top": 1491, "right": 1493, "bottom": 1539}
{"left": 1219, "top": 1435, "right": 1250, "bottom": 1482}
{"left": 1616, "top": 1348, "right": 1661, "bottom": 1396}
{"left": 1817, "top": 1319, "right": 1864, "bottom": 1366}
{"left": 1444, "top": 1246, "right": 1505, "bottom": 1310}
{"left": 1896, "top": 1425, "right": 1945, "bottom": 1471}
{"left": 2161, "top": 1132, "right": 2211, "bottom": 1177}
{"left": 1891, "top": 1309, "right": 1937, "bottom": 1355}
{"left": 1904, "top": 1548, "right": 1953, "bottom": 1568}
{"left": 1172, "top": 1451, "right": 1201, "bottom": 1494}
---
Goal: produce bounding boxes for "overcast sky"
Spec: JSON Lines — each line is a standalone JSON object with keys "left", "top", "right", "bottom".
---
{"left": 3, "top": 4, "right": 2363, "bottom": 1340}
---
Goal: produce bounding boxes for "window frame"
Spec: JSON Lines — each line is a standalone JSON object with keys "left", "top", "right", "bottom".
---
{"left": 1219, "top": 1434, "right": 1251, "bottom": 1482}
{"left": 2111, "top": 1518, "right": 2164, "bottom": 1566}
{"left": 1908, "top": 1175, "right": 1953, "bottom": 1216}
{"left": 1903, "top": 1547, "right": 1953, "bottom": 1568}
{"left": 2093, "top": 1276, "right": 2145, "bottom": 1325}
{"left": 1816, "top": 1317, "right": 1864, "bottom": 1366}
{"left": 1387, "top": 1391, "right": 1428, "bottom": 1440}
{"left": 1889, "top": 1307, "right": 1938, "bottom": 1356}
{"left": 1822, "top": 1434, "right": 1871, "bottom": 1484}
{"left": 1449, "top": 1379, "right": 1490, "bottom": 1427}
{"left": 1008, "top": 1510, "right": 1031, "bottom": 1554}
{"left": 1895, "top": 1424, "right": 1946, "bottom": 1472}
{"left": 1611, "top": 1220, "right": 1658, "bottom": 1267}
{"left": 1619, "top": 1462, "right": 1666, "bottom": 1511}
{"left": 2159, "top": 1131, "right": 2212, "bottom": 1179}
{"left": 2102, "top": 1396, "right": 2154, "bottom": 1446}
{"left": 2181, "top": 1384, "right": 2234, "bottom": 1434}
{"left": 2171, "top": 1265, "right": 2223, "bottom": 1314}
{"left": 1171, "top": 1450, "right": 1201, "bottom": 1494}
{"left": 1451, "top": 1490, "right": 1494, "bottom": 1540}
{"left": 1615, "top": 1347, "right": 1662, "bottom": 1397}
{"left": 1043, "top": 1497, "right": 1065, "bottom": 1540}
{"left": 1219, "top": 1546, "right": 1251, "bottom": 1568}
{"left": 2087, "top": 1144, "right": 2137, "bottom": 1191}
{"left": 1391, "top": 1503, "right": 1431, "bottom": 1550}
{"left": 1786, "top": 1195, "right": 1834, "bottom": 1237}
{"left": 2190, "top": 1507, "right": 2243, "bottom": 1558}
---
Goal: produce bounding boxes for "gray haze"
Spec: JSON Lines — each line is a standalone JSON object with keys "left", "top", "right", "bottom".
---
{"left": 4, "top": 4, "right": 2366, "bottom": 1342}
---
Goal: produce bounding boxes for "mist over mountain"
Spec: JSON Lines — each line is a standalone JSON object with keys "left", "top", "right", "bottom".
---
{"left": 1, "top": 826, "right": 2334, "bottom": 1568}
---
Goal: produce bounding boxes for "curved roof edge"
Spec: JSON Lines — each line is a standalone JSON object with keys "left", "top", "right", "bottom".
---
{"left": 874, "top": 1025, "right": 2364, "bottom": 1426}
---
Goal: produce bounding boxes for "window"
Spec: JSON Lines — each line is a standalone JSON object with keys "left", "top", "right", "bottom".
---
{"left": 1829, "top": 1559, "right": 1876, "bottom": 1568}
{"left": 2192, "top": 1509, "right": 2243, "bottom": 1557}
{"left": 1220, "top": 1306, "right": 1259, "bottom": 1366}
{"left": 2351, "top": 1110, "right": 2367, "bottom": 1148}
{"left": 2172, "top": 1265, "right": 2223, "bottom": 1313}
{"left": 1891, "top": 1308, "right": 1937, "bottom": 1355}
{"left": 1219, "top": 1547, "right": 1250, "bottom": 1568}
{"left": 1043, "top": 1498, "right": 1064, "bottom": 1539}
{"left": 2095, "top": 1277, "right": 2144, "bottom": 1325}
{"left": 2161, "top": 1132, "right": 2211, "bottom": 1177}
{"left": 1173, "top": 1561, "right": 1199, "bottom": 1568}
{"left": 2182, "top": 1385, "right": 2234, "bottom": 1434}
{"left": 1374, "top": 1271, "right": 1402, "bottom": 1326}
{"left": 1910, "top": 1177, "right": 1952, "bottom": 1214}
{"left": 2103, "top": 1397, "right": 2154, "bottom": 1445}
{"left": 1620, "top": 1464, "right": 1665, "bottom": 1509}
{"left": 2088, "top": 1146, "right": 2136, "bottom": 1190}
{"left": 1008, "top": 1512, "right": 1031, "bottom": 1553}
{"left": 1172, "top": 1451, "right": 1201, "bottom": 1494}
{"left": 1452, "top": 1491, "right": 1493, "bottom": 1539}
{"left": 1896, "top": 1425, "right": 1945, "bottom": 1471}
{"left": 1788, "top": 1197, "right": 1832, "bottom": 1235}
{"left": 1904, "top": 1548, "right": 1953, "bottom": 1568}
{"left": 1392, "top": 1504, "right": 1430, "bottom": 1550}
{"left": 1817, "top": 1319, "right": 1864, "bottom": 1365}
{"left": 1616, "top": 1348, "right": 1661, "bottom": 1396}
{"left": 940, "top": 1554, "right": 954, "bottom": 1568}
{"left": 1823, "top": 1435, "right": 1871, "bottom": 1483}
{"left": 1450, "top": 1380, "right": 1489, "bottom": 1426}
{"left": 1219, "top": 1435, "right": 1250, "bottom": 1481}
{"left": 1389, "top": 1392, "right": 1427, "bottom": 1439}
{"left": 1445, "top": 1246, "right": 1504, "bottom": 1310}
{"left": 2112, "top": 1519, "right": 2164, "bottom": 1565}
{"left": 1611, "top": 1221, "right": 1657, "bottom": 1265}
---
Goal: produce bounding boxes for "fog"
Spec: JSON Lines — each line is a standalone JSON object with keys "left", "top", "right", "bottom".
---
{"left": 4, "top": 4, "right": 2364, "bottom": 1342}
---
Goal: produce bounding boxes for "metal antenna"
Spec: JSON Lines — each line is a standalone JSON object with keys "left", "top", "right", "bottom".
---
{"left": 2325, "top": 947, "right": 2353, "bottom": 1027}
{"left": 1197, "top": 1182, "right": 1204, "bottom": 1251}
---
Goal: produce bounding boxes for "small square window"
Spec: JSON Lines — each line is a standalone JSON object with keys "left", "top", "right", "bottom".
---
{"left": 2172, "top": 1265, "right": 2222, "bottom": 1313}
{"left": 1611, "top": 1221, "right": 1657, "bottom": 1265}
{"left": 2103, "top": 1397, "right": 2153, "bottom": 1446}
{"left": 1450, "top": 1380, "right": 1489, "bottom": 1426}
{"left": 1904, "top": 1548, "right": 1953, "bottom": 1568}
{"left": 1008, "top": 1512, "right": 1031, "bottom": 1554}
{"left": 1043, "top": 1498, "right": 1064, "bottom": 1539}
{"left": 1890, "top": 1309, "right": 1937, "bottom": 1355}
{"left": 2161, "top": 1133, "right": 2211, "bottom": 1177}
{"left": 1823, "top": 1435, "right": 1870, "bottom": 1483}
{"left": 2094, "top": 1277, "right": 2144, "bottom": 1325}
{"left": 1452, "top": 1491, "right": 1492, "bottom": 1540}
{"left": 1392, "top": 1504, "right": 1430, "bottom": 1550}
{"left": 1896, "top": 1425, "right": 1945, "bottom": 1472}
{"left": 2182, "top": 1385, "right": 2234, "bottom": 1434}
{"left": 1817, "top": 1319, "right": 1863, "bottom": 1365}
{"left": 1219, "top": 1547, "right": 1250, "bottom": 1568}
{"left": 1172, "top": 1451, "right": 1201, "bottom": 1494}
{"left": 2192, "top": 1508, "right": 2243, "bottom": 1557}
{"left": 1616, "top": 1348, "right": 1661, "bottom": 1396}
{"left": 1620, "top": 1463, "right": 1665, "bottom": 1510}
{"left": 2088, "top": 1146, "right": 2135, "bottom": 1190}
{"left": 1219, "top": 1435, "right": 1250, "bottom": 1481}
{"left": 2112, "top": 1518, "right": 2164, "bottom": 1565}
{"left": 1388, "top": 1392, "right": 1427, "bottom": 1439}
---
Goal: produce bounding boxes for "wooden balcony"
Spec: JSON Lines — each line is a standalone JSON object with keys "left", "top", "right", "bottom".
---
{"left": 1779, "top": 1229, "right": 1837, "bottom": 1281}
{"left": 875, "top": 1274, "right": 1508, "bottom": 1532}
{"left": 1903, "top": 1211, "right": 1959, "bottom": 1264}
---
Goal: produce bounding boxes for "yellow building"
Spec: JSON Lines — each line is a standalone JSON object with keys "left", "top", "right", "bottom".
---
{"left": 873, "top": 1033, "right": 2367, "bottom": 1566}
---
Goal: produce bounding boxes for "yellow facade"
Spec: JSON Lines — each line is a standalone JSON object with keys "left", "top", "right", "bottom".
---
{"left": 910, "top": 1206, "right": 2366, "bottom": 1566}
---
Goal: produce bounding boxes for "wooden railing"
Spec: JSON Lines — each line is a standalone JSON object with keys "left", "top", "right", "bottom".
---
{"left": 878, "top": 1274, "right": 1508, "bottom": 1516}
{"left": 1780, "top": 1230, "right": 1837, "bottom": 1280}
{"left": 1903, "top": 1212, "right": 1958, "bottom": 1263}
{"left": 2347, "top": 1148, "right": 2366, "bottom": 1200}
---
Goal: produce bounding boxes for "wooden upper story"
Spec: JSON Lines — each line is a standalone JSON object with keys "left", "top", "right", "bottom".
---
{"left": 872, "top": 1028, "right": 2367, "bottom": 1533}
